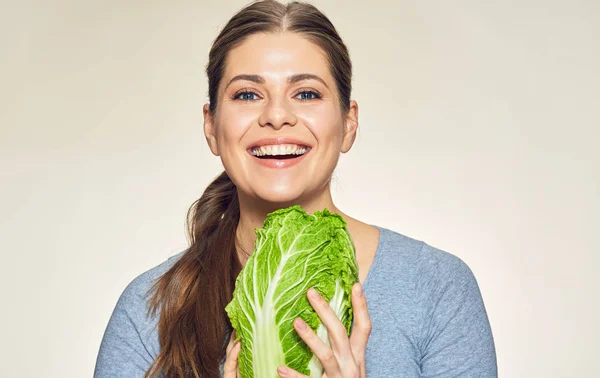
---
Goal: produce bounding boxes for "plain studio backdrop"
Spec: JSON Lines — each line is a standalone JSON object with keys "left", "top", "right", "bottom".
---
{"left": 1, "top": 0, "right": 598, "bottom": 377}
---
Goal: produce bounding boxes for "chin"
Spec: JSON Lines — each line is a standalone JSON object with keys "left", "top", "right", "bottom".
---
{"left": 253, "top": 185, "right": 306, "bottom": 207}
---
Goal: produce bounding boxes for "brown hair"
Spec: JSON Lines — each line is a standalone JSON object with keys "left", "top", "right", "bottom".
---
{"left": 143, "top": 1, "right": 352, "bottom": 377}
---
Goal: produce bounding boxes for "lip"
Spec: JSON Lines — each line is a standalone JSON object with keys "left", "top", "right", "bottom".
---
{"left": 247, "top": 137, "right": 312, "bottom": 150}
{"left": 247, "top": 148, "right": 310, "bottom": 169}
{"left": 246, "top": 137, "right": 312, "bottom": 169}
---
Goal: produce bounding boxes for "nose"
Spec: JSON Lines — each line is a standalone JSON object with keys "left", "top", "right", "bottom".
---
{"left": 258, "top": 96, "right": 298, "bottom": 130}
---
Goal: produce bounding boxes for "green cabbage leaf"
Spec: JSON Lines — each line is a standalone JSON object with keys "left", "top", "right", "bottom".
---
{"left": 225, "top": 205, "right": 359, "bottom": 378}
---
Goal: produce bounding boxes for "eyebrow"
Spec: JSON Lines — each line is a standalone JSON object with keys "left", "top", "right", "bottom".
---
{"left": 225, "top": 73, "right": 329, "bottom": 90}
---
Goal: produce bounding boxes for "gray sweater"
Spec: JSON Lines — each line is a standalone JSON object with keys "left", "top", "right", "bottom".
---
{"left": 94, "top": 226, "right": 497, "bottom": 377}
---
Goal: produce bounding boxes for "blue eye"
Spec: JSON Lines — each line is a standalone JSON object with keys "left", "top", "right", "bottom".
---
{"left": 297, "top": 91, "right": 321, "bottom": 101}
{"left": 233, "top": 90, "right": 321, "bottom": 102}
{"left": 233, "top": 91, "right": 260, "bottom": 101}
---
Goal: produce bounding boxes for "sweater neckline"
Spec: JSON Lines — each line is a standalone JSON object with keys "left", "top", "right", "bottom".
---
{"left": 362, "top": 225, "right": 385, "bottom": 291}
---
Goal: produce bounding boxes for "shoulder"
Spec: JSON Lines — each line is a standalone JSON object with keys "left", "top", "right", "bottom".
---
{"left": 374, "top": 225, "right": 478, "bottom": 285}
{"left": 371, "top": 227, "right": 496, "bottom": 373}
{"left": 121, "top": 250, "right": 186, "bottom": 304}
{"left": 113, "top": 249, "right": 187, "bottom": 330}
{"left": 375, "top": 226, "right": 491, "bottom": 332}
{"left": 95, "top": 250, "right": 188, "bottom": 375}
{"left": 370, "top": 226, "right": 483, "bottom": 308}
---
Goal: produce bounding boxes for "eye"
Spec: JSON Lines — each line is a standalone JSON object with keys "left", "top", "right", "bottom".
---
{"left": 296, "top": 90, "right": 322, "bottom": 101}
{"left": 233, "top": 90, "right": 260, "bottom": 101}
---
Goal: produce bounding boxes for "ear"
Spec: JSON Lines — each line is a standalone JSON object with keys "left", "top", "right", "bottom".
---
{"left": 341, "top": 100, "right": 359, "bottom": 153}
{"left": 203, "top": 103, "right": 220, "bottom": 156}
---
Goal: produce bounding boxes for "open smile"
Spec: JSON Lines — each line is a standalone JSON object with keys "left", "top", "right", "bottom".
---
{"left": 246, "top": 138, "right": 313, "bottom": 169}
{"left": 247, "top": 146, "right": 311, "bottom": 168}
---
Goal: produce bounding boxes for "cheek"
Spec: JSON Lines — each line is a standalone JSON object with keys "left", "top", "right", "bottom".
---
{"left": 301, "top": 106, "right": 344, "bottom": 149}
{"left": 216, "top": 105, "right": 256, "bottom": 145}
{"left": 213, "top": 106, "right": 257, "bottom": 185}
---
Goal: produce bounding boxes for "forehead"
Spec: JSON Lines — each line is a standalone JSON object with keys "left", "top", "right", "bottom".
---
{"left": 223, "top": 32, "right": 331, "bottom": 83}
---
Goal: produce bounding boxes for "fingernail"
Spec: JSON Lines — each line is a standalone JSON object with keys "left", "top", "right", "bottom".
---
{"left": 295, "top": 318, "right": 307, "bottom": 330}
{"left": 308, "top": 287, "right": 319, "bottom": 300}
{"left": 355, "top": 283, "right": 363, "bottom": 297}
{"left": 277, "top": 366, "right": 289, "bottom": 377}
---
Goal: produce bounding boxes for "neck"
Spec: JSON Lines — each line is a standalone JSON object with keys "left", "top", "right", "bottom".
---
{"left": 235, "top": 185, "right": 340, "bottom": 265}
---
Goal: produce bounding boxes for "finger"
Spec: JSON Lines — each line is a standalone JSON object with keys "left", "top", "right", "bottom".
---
{"left": 277, "top": 365, "right": 310, "bottom": 378}
{"left": 226, "top": 330, "right": 237, "bottom": 354}
{"left": 306, "top": 288, "right": 353, "bottom": 357}
{"left": 293, "top": 317, "right": 342, "bottom": 377}
{"left": 349, "top": 282, "right": 372, "bottom": 358}
{"left": 223, "top": 340, "right": 241, "bottom": 377}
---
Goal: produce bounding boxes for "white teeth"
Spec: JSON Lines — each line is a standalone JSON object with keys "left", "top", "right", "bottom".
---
{"left": 251, "top": 143, "right": 309, "bottom": 157}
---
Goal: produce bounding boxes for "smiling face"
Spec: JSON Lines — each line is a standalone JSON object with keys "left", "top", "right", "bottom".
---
{"left": 203, "top": 32, "right": 358, "bottom": 206}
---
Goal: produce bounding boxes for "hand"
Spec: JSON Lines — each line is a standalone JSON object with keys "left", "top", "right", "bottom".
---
{"left": 278, "top": 282, "right": 372, "bottom": 378}
{"left": 223, "top": 330, "right": 241, "bottom": 378}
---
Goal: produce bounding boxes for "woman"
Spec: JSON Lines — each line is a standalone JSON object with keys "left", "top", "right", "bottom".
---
{"left": 94, "top": 1, "right": 497, "bottom": 377}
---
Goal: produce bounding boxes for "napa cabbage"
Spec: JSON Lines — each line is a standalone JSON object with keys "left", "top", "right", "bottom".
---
{"left": 225, "top": 205, "right": 359, "bottom": 378}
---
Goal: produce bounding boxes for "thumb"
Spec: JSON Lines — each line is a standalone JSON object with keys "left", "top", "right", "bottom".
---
{"left": 223, "top": 340, "right": 241, "bottom": 378}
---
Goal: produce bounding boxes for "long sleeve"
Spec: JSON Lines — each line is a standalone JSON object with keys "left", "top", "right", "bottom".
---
{"left": 416, "top": 244, "right": 498, "bottom": 377}
{"left": 94, "top": 269, "right": 163, "bottom": 378}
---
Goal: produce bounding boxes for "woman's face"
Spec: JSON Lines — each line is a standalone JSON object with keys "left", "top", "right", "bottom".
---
{"left": 204, "top": 32, "right": 358, "bottom": 205}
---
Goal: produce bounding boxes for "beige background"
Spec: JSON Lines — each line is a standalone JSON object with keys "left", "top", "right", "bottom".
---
{"left": 1, "top": 0, "right": 598, "bottom": 377}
